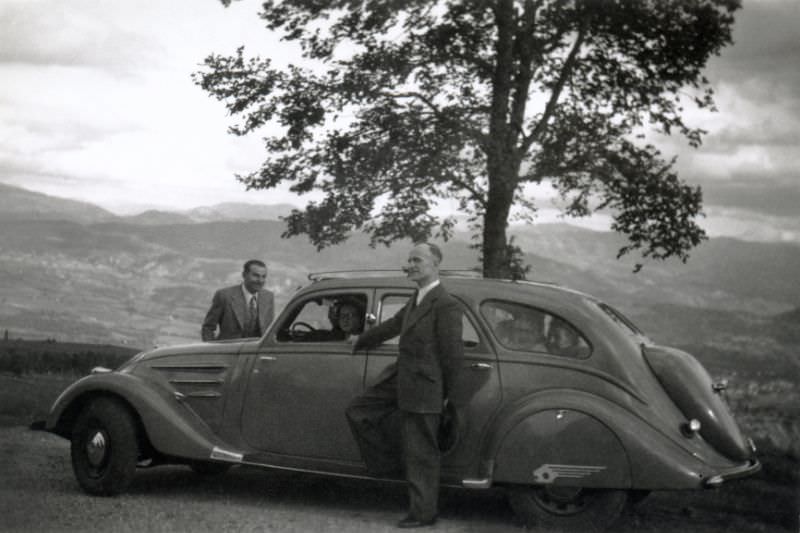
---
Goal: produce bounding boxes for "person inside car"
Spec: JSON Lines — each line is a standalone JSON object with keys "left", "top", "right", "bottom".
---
{"left": 336, "top": 301, "right": 364, "bottom": 338}
{"left": 288, "top": 298, "right": 365, "bottom": 342}
{"left": 546, "top": 318, "right": 588, "bottom": 358}
{"left": 496, "top": 310, "right": 547, "bottom": 351}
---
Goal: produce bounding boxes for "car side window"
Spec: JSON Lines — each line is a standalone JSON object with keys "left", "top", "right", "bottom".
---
{"left": 481, "top": 300, "right": 591, "bottom": 359}
{"left": 276, "top": 293, "right": 368, "bottom": 343}
{"left": 377, "top": 294, "right": 481, "bottom": 348}
{"left": 377, "top": 294, "right": 409, "bottom": 345}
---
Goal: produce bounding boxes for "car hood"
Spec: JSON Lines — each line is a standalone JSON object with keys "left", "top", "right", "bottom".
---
{"left": 120, "top": 340, "right": 255, "bottom": 369}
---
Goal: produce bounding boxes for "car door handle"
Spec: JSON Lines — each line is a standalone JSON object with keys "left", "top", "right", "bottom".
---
{"left": 470, "top": 363, "right": 492, "bottom": 371}
{"left": 259, "top": 356, "right": 277, "bottom": 362}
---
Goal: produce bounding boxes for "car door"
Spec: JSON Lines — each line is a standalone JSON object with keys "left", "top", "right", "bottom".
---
{"left": 363, "top": 288, "right": 502, "bottom": 475}
{"left": 240, "top": 288, "right": 370, "bottom": 462}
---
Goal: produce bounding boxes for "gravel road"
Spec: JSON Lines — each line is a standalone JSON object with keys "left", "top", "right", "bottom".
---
{"left": 0, "top": 425, "right": 795, "bottom": 533}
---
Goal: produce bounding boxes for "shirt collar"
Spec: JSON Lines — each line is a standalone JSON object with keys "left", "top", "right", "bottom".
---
{"left": 242, "top": 284, "right": 258, "bottom": 303}
{"left": 416, "top": 279, "right": 440, "bottom": 305}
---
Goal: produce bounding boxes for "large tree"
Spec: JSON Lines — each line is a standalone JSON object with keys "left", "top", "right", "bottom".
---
{"left": 195, "top": 0, "right": 740, "bottom": 277}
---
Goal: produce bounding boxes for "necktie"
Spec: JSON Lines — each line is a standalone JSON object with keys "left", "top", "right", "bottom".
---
{"left": 248, "top": 295, "right": 258, "bottom": 334}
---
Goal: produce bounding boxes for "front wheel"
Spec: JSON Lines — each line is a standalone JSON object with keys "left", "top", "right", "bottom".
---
{"left": 508, "top": 485, "right": 629, "bottom": 532}
{"left": 71, "top": 397, "right": 140, "bottom": 496}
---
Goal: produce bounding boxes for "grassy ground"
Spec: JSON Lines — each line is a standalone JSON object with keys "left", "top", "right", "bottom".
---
{"left": 0, "top": 373, "right": 78, "bottom": 427}
{"left": 0, "top": 339, "right": 138, "bottom": 377}
{"left": 1, "top": 370, "right": 797, "bottom": 532}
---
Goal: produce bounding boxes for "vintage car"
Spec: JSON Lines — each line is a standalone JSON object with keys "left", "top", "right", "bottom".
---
{"left": 41, "top": 273, "right": 760, "bottom": 531}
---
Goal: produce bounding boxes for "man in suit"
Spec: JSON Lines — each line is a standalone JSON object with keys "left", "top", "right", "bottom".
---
{"left": 201, "top": 259, "right": 275, "bottom": 341}
{"left": 346, "top": 242, "right": 463, "bottom": 528}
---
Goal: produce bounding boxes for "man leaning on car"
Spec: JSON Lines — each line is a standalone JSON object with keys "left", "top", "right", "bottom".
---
{"left": 347, "top": 242, "right": 463, "bottom": 529}
{"left": 201, "top": 259, "right": 275, "bottom": 341}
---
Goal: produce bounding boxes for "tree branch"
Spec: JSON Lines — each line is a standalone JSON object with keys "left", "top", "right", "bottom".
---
{"left": 522, "top": 23, "right": 586, "bottom": 152}
{"left": 378, "top": 90, "right": 490, "bottom": 147}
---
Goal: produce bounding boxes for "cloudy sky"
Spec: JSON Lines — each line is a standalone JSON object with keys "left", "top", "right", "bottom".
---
{"left": 1, "top": 0, "right": 798, "bottom": 243}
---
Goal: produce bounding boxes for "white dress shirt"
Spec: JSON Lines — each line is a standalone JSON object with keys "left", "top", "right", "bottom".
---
{"left": 416, "top": 279, "right": 440, "bottom": 305}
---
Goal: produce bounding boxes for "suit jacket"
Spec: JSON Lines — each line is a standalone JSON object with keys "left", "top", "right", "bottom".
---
{"left": 354, "top": 283, "right": 463, "bottom": 413}
{"left": 201, "top": 285, "right": 275, "bottom": 341}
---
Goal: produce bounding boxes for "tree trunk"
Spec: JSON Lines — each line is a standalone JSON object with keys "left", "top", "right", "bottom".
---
{"left": 482, "top": 155, "right": 518, "bottom": 279}
{"left": 482, "top": 199, "right": 512, "bottom": 279}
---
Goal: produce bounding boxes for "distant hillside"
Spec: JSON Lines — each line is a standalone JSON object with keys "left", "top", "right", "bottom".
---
{"left": 0, "top": 183, "right": 118, "bottom": 224}
{"left": 0, "top": 183, "right": 798, "bottom": 366}
{"left": 506, "top": 224, "right": 800, "bottom": 315}
{"left": 0, "top": 183, "right": 296, "bottom": 225}
{"left": 122, "top": 210, "right": 196, "bottom": 225}
{"left": 185, "top": 202, "right": 296, "bottom": 222}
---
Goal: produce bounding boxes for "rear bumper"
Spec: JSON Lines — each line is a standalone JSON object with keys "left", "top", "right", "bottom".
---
{"left": 704, "top": 458, "right": 761, "bottom": 487}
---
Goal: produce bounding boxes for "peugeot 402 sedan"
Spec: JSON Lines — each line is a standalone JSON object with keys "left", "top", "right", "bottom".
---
{"left": 41, "top": 273, "right": 760, "bottom": 531}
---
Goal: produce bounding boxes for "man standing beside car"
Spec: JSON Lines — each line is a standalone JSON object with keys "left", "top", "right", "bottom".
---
{"left": 201, "top": 259, "right": 274, "bottom": 341}
{"left": 347, "top": 242, "right": 463, "bottom": 528}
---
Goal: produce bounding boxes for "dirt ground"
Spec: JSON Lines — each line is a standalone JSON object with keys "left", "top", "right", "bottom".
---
{"left": 0, "top": 426, "right": 796, "bottom": 533}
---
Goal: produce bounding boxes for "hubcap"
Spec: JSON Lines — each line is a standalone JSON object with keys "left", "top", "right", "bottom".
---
{"left": 534, "top": 486, "right": 586, "bottom": 515}
{"left": 86, "top": 429, "right": 109, "bottom": 468}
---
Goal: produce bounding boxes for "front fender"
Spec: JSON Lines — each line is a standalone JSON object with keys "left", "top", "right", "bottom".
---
{"left": 486, "top": 389, "right": 741, "bottom": 490}
{"left": 46, "top": 371, "right": 241, "bottom": 462}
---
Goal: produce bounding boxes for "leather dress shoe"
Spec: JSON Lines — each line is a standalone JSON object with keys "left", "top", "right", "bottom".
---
{"left": 397, "top": 515, "right": 437, "bottom": 528}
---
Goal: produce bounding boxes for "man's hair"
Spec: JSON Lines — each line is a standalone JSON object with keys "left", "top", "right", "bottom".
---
{"left": 243, "top": 259, "right": 267, "bottom": 274}
{"left": 418, "top": 242, "right": 443, "bottom": 265}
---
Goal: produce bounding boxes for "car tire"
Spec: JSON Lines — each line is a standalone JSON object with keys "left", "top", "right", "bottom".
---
{"left": 508, "top": 485, "right": 629, "bottom": 532}
{"left": 71, "top": 397, "right": 139, "bottom": 496}
{"left": 189, "top": 461, "right": 232, "bottom": 476}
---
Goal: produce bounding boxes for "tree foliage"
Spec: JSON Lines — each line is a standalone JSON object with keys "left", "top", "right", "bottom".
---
{"left": 196, "top": 0, "right": 740, "bottom": 277}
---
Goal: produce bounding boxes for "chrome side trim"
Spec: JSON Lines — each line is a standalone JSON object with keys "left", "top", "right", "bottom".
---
{"left": 184, "top": 391, "right": 222, "bottom": 398}
{"left": 152, "top": 364, "right": 229, "bottom": 370}
{"left": 211, "top": 447, "right": 244, "bottom": 463}
{"left": 168, "top": 379, "right": 225, "bottom": 385}
{"left": 462, "top": 478, "right": 492, "bottom": 489}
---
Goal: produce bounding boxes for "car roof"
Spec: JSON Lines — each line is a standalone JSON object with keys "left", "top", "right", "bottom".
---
{"left": 300, "top": 273, "right": 597, "bottom": 306}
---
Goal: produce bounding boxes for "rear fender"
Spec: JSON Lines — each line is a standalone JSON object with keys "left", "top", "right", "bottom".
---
{"left": 46, "top": 372, "right": 238, "bottom": 462}
{"left": 492, "top": 406, "right": 631, "bottom": 487}
{"left": 643, "top": 345, "right": 751, "bottom": 461}
{"left": 487, "top": 389, "right": 722, "bottom": 489}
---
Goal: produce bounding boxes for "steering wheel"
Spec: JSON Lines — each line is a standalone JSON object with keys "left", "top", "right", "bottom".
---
{"left": 290, "top": 321, "right": 316, "bottom": 338}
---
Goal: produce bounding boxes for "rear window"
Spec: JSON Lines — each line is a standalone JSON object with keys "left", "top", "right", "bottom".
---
{"left": 598, "top": 303, "right": 645, "bottom": 338}
{"left": 480, "top": 300, "right": 591, "bottom": 359}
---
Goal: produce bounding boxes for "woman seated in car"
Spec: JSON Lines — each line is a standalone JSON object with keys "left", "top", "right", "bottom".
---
{"left": 334, "top": 301, "right": 364, "bottom": 339}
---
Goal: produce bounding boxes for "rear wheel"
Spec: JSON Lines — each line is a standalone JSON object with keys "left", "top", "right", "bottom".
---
{"left": 508, "top": 485, "right": 629, "bottom": 532}
{"left": 71, "top": 397, "right": 139, "bottom": 496}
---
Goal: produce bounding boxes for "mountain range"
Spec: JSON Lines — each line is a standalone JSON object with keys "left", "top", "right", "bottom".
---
{"left": 0, "top": 183, "right": 797, "bottom": 381}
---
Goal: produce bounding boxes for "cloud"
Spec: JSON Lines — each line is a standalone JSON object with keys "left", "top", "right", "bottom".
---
{"left": 638, "top": 0, "right": 800, "bottom": 225}
{"left": 707, "top": 0, "right": 800, "bottom": 93}
{"left": 0, "top": 0, "right": 798, "bottom": 248}
{"left": 0, "top": 1, "right": 164, "bottom": 73}
{"left": 698, "top": 170, "right": 800, "bottom": 217}
{"left": 701, "top": 205, "right": 800, "bottom": 243}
